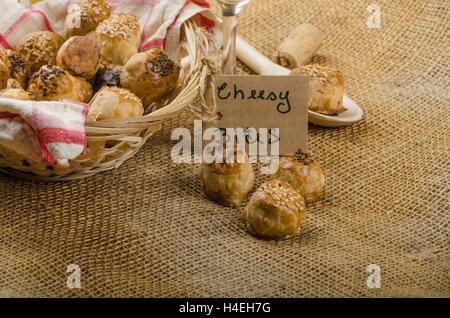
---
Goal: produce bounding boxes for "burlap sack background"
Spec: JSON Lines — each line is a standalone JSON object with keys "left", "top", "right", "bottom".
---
{"left": 0, "top": 0, "right": 448, "bottom": 297}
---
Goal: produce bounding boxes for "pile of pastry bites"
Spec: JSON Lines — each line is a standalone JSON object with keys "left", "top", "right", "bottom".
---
{"left": 0, "top": 0, "right": 324, "bottom": 240}
{"left": 0, "top": 0, "right": 180, "bottom": 122}
{"left": 200, "top": 146, "right": 325, "bottom": 240}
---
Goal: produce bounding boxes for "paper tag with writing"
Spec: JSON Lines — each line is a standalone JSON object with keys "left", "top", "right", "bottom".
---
{"left": 209, "top": 75, "right": 309, "bottom": 155}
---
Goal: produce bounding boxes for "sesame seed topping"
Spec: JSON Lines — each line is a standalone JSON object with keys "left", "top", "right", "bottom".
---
{"left": 96, "top": 13, "right": 139, "bottom": 39}
{"left": 299, "top": 64, "right": 336, "bottom": 79}
{"left": 108, "top": 87, "right": 142, "bottom": 106}
{"left": 258, "top": 180, "right": 305, "bottom": 210}
{"left": 286, "top": 149, "right": 315, "bottom": 165}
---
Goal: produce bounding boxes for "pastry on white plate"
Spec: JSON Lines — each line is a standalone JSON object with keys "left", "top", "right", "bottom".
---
{"left": 291, "top": 64, "right": 345, "bottom": 115}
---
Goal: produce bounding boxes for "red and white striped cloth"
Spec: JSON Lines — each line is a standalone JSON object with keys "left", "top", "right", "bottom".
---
{"left": 0, "top": 0, "right": 219, "bottom": 60}
{"left": 0, "top": 98, "right": 88, "bottom": 166}
{"left": 0, "top": 0, "right": 219, "bottom": 166}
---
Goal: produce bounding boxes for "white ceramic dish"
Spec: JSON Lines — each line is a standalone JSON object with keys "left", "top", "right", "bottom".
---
{"left": 308, "top": 95, "right": 363, "bottom": 127}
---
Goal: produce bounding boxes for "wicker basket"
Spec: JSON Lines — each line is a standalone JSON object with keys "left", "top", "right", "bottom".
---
{"left": 0, "top": 21, "right": 218, "bottom": 181}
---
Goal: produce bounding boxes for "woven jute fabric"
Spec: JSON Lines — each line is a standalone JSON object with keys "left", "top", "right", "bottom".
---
{"left": 0, "top": 0, "right": 448, "bottom": 297}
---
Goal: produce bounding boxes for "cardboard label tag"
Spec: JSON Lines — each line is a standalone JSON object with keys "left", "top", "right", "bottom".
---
{"left": 209, "top": 75, "right": 309, "bottom": 155}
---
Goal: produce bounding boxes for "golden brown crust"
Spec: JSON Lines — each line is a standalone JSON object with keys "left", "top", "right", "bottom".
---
{"left": 88, "top": 86, "right": 144, "bottom": 121}
{"left": 242, "top": 180, "right": 306, "bottom": 239}
{"left": 291, "top": 65, "right": 345, "bottom": 115}
{"left": 0, "top": 49, "right": 29, "bottom": 88}
{"left": 27, "top": 64, "right": 92, "bottom": 102}
{"left": 1, "top": 87, "right": 36, "bottom": 101}
{"left": 121, "top": 48, "right": 180, "bottom": 105}
{"left": 16, "top": 31, "right": 64, "bottom": 74}
{"left": 5, "top": 78, "right": 22, "bottom": 89}
{"left": 96, "top": 13, "right": 140, "bottom": 65}
{"left": 64, "top": 0, "right": 112, "bottom": 39}
{"left": 0, "top": 58, "right": 9, "bottom": 90}
{"left": 199, "top": 145, "right": 255, "bottom": 208}
{"left": 271, "top": 150, "right": 325, "bottom": 203}
{"left": 56, "top": 34, "right": 101, "bottom": 78}
{"left": 96, "top": 13, "right": 140, "bottom": 39}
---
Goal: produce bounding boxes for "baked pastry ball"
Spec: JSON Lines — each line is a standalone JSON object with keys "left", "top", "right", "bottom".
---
{"left": 96, "top": 13, "right": 140, "bottom": 65}
{"left": 5, "top": 78, "right": 22, "bottom": 89}
{"left": 242, "top": 180, "right": 306, "bottom": 239}
{"left": 88, "top": 87, "right": 144, "bottom": 121}
{"left": 1, "top": 86, "right": 35, "bottom": 100}
{"left": 271, "top": 150, "right": 325, "bottom": 203}
{"left": 1, "top": 78, "right": 35, "bottom": 100}
{"left": 64, "top": 0, "right": 111, "bottom": 39}
{"left": 291, "top": 65, "right": 345, "bottom": 115}
{"left": 27, "top": 65, "right": 92, "bottom": 102}
{"left": 16, "top": 31, "right": 64, "bottom": 74}
{"left": 0, "top": 49, "right": 28, "bottom": 88}
{"left": 199, "top": 144, "right": 255, "bottom": 207}
{"left": 121, "top": 48, "right": 180, "bottom": 105}
{"left": 94, "top": 64, "right": 122, "bottom": 92}
{"left": 0, "top": 57, "right": 9, "bottom": 89}
{"left": 56, "top": 34, "right": 101, "bottom": 78}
